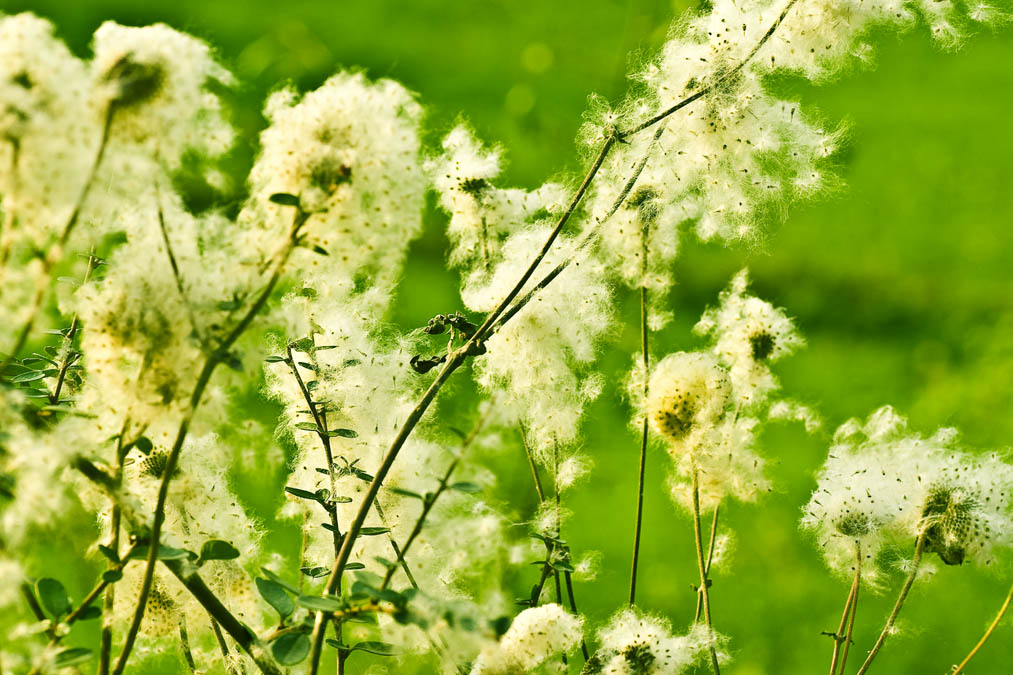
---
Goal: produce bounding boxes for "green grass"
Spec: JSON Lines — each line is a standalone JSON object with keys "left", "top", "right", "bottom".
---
{"left": 3, "top": 0, "right": 1013, "bottom": 673}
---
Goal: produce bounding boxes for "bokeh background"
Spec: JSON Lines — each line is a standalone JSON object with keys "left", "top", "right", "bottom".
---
{"left": 3, "top": 0, "right": 1013, "bottom": 673}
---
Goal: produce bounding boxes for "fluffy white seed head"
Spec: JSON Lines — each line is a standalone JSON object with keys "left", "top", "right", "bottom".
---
{"left": 471, "top": 604, "right": 583, "bottom": 674}
{"left": 803, "top": 407, "right": 1013, "bottom": 583}
{"left": 243, "top": 72, "right": 425, "bottom": 297}
{"left": 587, "top": 608, "right": 724, "bottom": 674}
{"left": 645, "top": 352, "right": 731, "bottom": 447}
{"left": 695, "top": 269, "right": 804, "bottom": 407}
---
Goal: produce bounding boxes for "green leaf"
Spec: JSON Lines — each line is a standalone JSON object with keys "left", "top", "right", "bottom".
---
{"left": 127, "top": 545, "right": 196, "bottom": 561}
{"left": 549, "top": 558, "right": 575, "bottom": 573}
{"left": 97, "top": 545, "right": 119, "bottom": 564}
{"left": 325, "top": 638, "right": 349, "bottom": 651}
{"left": 299, "top": 566, "right": 330, "bottom": 578}
{"left": 264, "top": 355, "right": 288, "bottom": 363}
{"left": 285, "top": 486, "right": 324, "bottom": 501}
{"left": 344, "top": 562, "right": 365, "bottom": 571}
{"left": 349, "top": 641, "right": 399, "bottom": 656}
{"left": 359, "top": 527, "right": 390, "bottom": 536}
{"left": 199, "top": 539, "right": 241, "bottom": 563}
{"left": 297, "top": 594, "right": 344, "bottom": 612}
{"left": 327, "top": 428, "right": 357, "bottom": 438}
{"left": 35, "top": 578, "right": 70, "bottom": 618}
{"left": 290, "top": 338, "right": 315, "bottom": 352}
{"left": 387, "top": 487, "right": 423, "bottom": 500}
{"left": 260, "top": 568, "right": 299, "bottom": 594}
{"left": 256, "top": 578, "right": 294, "bottom": 619}
{"left": 312, "top": 245, "right": 330, "bottom": 256}
{"left": 78, "top": 606, "right": 102, "bottom": 621}
{"left": 102, "top": 570, "right": 123, "bottom": 583}
{"left": 53, "top": 647, "right": 93, "bottom": 668}
{"left": 293, "top": 422, "right": 322, "bottom": 433}
{"left": 450, "top": 481, "right": 482, "bottom": 494}
{"left": 12, "top": 370, "right": 46, "bottom": 383}
{"left": 268, "top": 193, "right": 301, "bottom": 207}
{"left": 271, "top": 632, "right": 310, "bottom": 665}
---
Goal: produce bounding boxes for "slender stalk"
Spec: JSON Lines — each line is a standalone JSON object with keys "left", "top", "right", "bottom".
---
{"left": 491, "top": 125, "right": 666, "bottom": 337}
{"left": 179, "top": 615, "right": 198, "bottom": 674}
{"left": 564, "top": 571, "right": 590, "bottom": 660}
{"left": 379, "top": 409, "right": 491, "bottom": 591}
{"left": 100, "top": 424, "right": 129, "bottom": 675}
{"left": 828, "top": 542, "right": 861, "bottom": 675}
{"left": 209, "top": 614, "right": 241, "bottom": 675}
{"left": 519, "top": 424, "right": 546, "bottom": 502}
{"left": 48, "top": 251, "right": 97, "bottom": 405}
{"left": 156, "top": 190, "right": 204, "bottom": 346}
{"left": 160, "top": 558, "right": 282, "bottom": 675}
{"left": 112, "top": 215, "right": 305, "bottom": 675}
{"left": 694, "top": 503, "right": 720, "bottom": 624}
{"left": 307, "top": 351, "right": 467, "bottom": 672}
{"left": 99, "top": 506, "right": 120, "bottom": 675}
{"left": 691, "top": 462, "right": 721, "bottom": 675}
{"left": 836, "top": 543, "right": 862, "bottom": 675}
{"left": 854, "top": 533, "right": 927, "bottom": 675}
{"left": 950, "top": 582, "right": 1013, "bottom": 675}
{"left": 628, "top": 236, "right": 651, "bottom": 606}
{"left": 286, "top": 347, "right": 343, "bottom": 560}
{"left": 284, "top": 346, "right": 347, "bottom": 675}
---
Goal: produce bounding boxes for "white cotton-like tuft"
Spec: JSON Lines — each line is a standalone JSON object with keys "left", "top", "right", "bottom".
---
{"left": 471, "top": 604, "right": 583, "bottom": 674}
{"left": 588, "top": 607, "right": 724, "bottom": 674}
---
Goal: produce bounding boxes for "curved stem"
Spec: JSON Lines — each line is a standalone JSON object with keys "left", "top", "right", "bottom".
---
{"left": 692, "top": 461, "right": 721, "bottom": 675}
{"left": 951, "top": 582, "right": 1013, "bottom": 675}
{"left": 854, "top": 533, "right": 927, "bottom": 675}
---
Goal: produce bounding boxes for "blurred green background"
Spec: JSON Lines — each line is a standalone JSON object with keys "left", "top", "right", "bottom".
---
{"left": 3, "top": 0, "right": 1013, "bottom": 673}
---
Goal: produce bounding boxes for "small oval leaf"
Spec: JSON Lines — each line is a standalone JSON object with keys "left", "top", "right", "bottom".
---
{"left": 271, "top": 632, "right": 310, "bottom": 665}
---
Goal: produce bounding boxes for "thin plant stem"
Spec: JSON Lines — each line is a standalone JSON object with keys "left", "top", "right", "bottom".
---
{"left": 837, "top": 543, "right": 862, "bottom": 675}
{"left": 628, "top": 204, "right": 651, "bottom": 606}
{"left": 828, "top": 542, "right": 861, "bottom": 675}
{"left": 519, "top": 424, "right": 546, "bottom": 502}
{"left": 286, "top": 347, "right": 343, "bottom": 559}
{"left": 950, "top": 582, "right": 1013, "bottom": 675}
{"left": 854, "top": 532, "right": 927, "bottom": 675}
{"left": 179, "top": 615, "right": 198, "bottom": 674}
{"left": 307, "top": 350, "right": 467, "bottom": 673}
{"left": 564, "top": 571, "right": 590, "bottom": 660}
{"left": 209, "top": 614, "right": 242, "bottom": 675}
{"left": 112, "top": 214, "right": 306, "bottom": 675}
{"left": 380, "top": 408, "right": 492, "bottom": 590}
{"left": 694, "top": 503, "right": 720, "bottom": 624}
{"left": 692, "top": 461, "right": 721, "bottom": 675}
{"left": 48, "top": 250, "right": 97, "bottom": 405}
